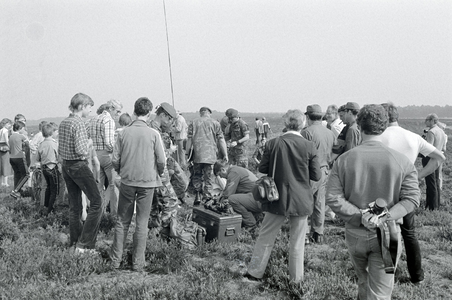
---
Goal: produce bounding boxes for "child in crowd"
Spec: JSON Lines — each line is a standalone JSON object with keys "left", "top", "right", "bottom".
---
{"left": 113, "top": 113, "right": 132, "bottom": 191}
{"left": 0, "top": 118, "right": 13, "bottom": 187}
{"left": 9, "top": 121, "right": 29, "bottom": 197}
{"left": 36, "top": 123, "right": 60, "bottom": 214}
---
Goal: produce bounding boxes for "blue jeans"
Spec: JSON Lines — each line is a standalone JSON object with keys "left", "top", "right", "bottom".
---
{"left": 42, "top": 165, "right": 60, "bottom": 214}
{"left": 97, "top": 151, "right": 118, "bottom": 216}
{"left": 62, "top": 160, "right": 103, "bottom": 249}
{"left": 401, "top": 212, "right": 424, "bottom": 283}
{"left": 110, "top": 183, "right": 155, "bottom": 271}
{"left": 345, "top": 228, "right": 396, "bottom": 300}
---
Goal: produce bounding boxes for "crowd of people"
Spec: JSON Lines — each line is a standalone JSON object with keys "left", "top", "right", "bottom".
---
{"left": 0, "top": 94, "right": 448, "bottom": 298}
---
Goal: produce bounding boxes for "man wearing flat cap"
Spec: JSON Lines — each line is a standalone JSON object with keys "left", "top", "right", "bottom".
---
{"left": 186, "top": 106, "right": 228, "bottom": 205}
{"left": 301, "top": 105, "right": 335, "bottom": 243}
{"left": 148, "top": 102, "right": 181, "bottom": 229}
{"left": 225, "top": 109, "right": 250, "bottom": 168}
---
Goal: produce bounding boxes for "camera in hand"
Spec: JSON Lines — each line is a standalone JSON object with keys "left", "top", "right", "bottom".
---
{"left": 363, "top": 198, "right": 388, "bottom": 217}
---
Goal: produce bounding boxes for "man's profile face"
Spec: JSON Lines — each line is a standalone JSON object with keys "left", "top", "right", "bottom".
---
{"left": 82, "top": 105, "right": 92, "bottom": 118}
{"left": 218, "top": 167, "right": 228, "bottom": 179}
{"left": 110, "top": 106, "right": 122, "bottom": 121}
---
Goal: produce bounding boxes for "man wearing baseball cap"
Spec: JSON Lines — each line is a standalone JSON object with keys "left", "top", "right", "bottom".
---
{"left": 186, "top": 106, "right": 228, "bottom": 205}
{"left": 148, "top": 102, "right": 181, "bottom": 229}
{"left": 225, "top": 109, "right": 250, "bottom": 168}
{"left": 301, "top": 105, "right": 335, "bottom": 243}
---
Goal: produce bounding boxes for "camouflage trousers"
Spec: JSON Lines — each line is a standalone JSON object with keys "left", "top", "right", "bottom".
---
{"left": 192, "top": 163, "right": 214, "bottom": 200}
{"left": 229, "top": 147, "right": 248, "bottom": 168}
{"left": 149, "top": 166, "right": 179, "bottom": 229}
{"left": 167, "top": 157, "right": 189, "bottom": 200}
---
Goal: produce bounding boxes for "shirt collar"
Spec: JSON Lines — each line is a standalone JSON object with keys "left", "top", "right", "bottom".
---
{"left": 283, "top": 130, "right": 302, "bottom": 137}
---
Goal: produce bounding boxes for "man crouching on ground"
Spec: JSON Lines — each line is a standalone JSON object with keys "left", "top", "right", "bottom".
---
{"left": 326, "top": 104, "right": 420, "bottom": 299}
{"left": 213, "top": 160, "right": 263, "bottom": 232}
{"left": 110, "top": 97, "right": 166, "bottom": 271}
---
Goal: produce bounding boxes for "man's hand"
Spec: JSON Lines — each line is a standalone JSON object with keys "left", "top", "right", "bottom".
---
{"left": 361, "top": 211, "right": 377, "bottom": 230}
{"left": 230, "top": 141, "right": 238, "bottom": 147}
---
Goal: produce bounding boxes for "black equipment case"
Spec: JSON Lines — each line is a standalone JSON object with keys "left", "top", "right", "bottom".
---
{"left": 192, "top": 206, "right": 242, "bottom": 243}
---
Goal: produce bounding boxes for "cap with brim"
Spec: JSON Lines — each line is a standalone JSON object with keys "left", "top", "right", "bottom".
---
{"left": 338, "top": 105, "right": 346, "bottom": 112}
{"left": 227, "top": 109, "right": 239, "bottom": 118}
{"left": 160, "top": 102, "right": 177, "bottom": 118}
{"left": 344, "top": 102, "right": 360, "bottom": 111}
{"left": 305, "top": 104, "right": 323, "bottom": 116}
{"left": 199, "top": 106, "right": 212, "bottom": 114}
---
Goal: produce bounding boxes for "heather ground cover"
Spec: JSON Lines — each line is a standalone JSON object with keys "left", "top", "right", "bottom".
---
{"left": 0, "top": 118, "right": 451, "bottom": 299}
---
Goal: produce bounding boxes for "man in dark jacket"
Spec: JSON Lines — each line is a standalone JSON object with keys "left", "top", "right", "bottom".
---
{"left": 246, "top": 109, "right": 321, "bottom": 283}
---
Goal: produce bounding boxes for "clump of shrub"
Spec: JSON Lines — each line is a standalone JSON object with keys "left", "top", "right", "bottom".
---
{"left": 0, "top": 207, "right": 21, "bottom": 242}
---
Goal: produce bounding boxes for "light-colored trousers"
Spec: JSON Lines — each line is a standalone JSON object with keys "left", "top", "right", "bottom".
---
{"left": 247, "top": 213, "right": 308, "bottom": 282}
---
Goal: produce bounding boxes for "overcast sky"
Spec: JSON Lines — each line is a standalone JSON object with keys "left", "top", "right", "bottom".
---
{"left": 1, "top": 0, "right": 451, "bottom": 120}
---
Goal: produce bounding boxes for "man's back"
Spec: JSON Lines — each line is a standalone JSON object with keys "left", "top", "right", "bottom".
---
{"left": 189, "top": 116, "right": 223, "bottom": 164}
{"left": 328, "top": 140, "right": 420, "bottom": 227}
{"left": 113, "top": 120, "right": 165, "bottom": 188}
{"left": 427, "top": 125, "right": 446, "bottom": 151}
{"left": 380, "top": 125, "right": 435, "bottom": 164}
{"left": 302, "top": 123, "right": 334, "bottom": 167}
{"left": 223, "top": 165, "right": 258, "bottom": 198}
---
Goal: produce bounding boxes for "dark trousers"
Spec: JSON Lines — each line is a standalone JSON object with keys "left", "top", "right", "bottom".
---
{"left": 62, "top": 160, "right": 103, "bottom": 249}
{"left": 401, "top": 211, "right": 424, "bottom": 283}
{"left": 42, "top": 165, "right": 60, "bottom": 214}
{"left": 422, "top": 157, "right": 440, "bottom": 210}
{"left": 10, "top": 157, "right": 28, "bottom": 190}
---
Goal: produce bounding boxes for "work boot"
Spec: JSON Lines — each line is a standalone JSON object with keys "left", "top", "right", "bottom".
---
{"left": 310, "top": 232, "right": 324, "bottom": 244}
{"left": 193, "top": 192, "right": 202, "bottom": 206}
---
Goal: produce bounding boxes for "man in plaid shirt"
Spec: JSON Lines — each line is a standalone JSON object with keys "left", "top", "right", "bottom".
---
{"left": 59, "top": 93, "right": 103, "bottom": 253}
{"left": 88, "top": 99, "right": 123, "bottom": 216}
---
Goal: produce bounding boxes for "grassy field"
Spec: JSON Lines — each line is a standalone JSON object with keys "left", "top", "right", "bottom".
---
{"left": 1, "top": 118, "right": 451, "bottom": 299}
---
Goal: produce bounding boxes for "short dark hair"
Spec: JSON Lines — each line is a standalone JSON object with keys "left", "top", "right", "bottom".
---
{"left": 41, "top": 123, "right": 55, "bottom": 138}
{"left": 134, "top": 97, "right": 153, "bottom": 117}
{"left": 38, "top": 121, "right": 48, "bottom": 131}
{"left": 69, "top": 93, "right": 94, "bottom": 112}
{"left": 381, "top": 102, "right": 399, "bottom": 123}
{"left": 213, "top": 160, "right": 228, "bottom": 176}
{"left": 96, "top": 104, "right": 109, "bottom": 115}
{"left": 357, "top": 104, "right": 388, "bottom": 135}
{"left": 13, "top": 121, "right": 25, "bottom": 132}
{"left": 119, "top": 113, "right": 132, "bottom": 126}
{"left": 14, "top": 114, "right": 26, "bottom": 123}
